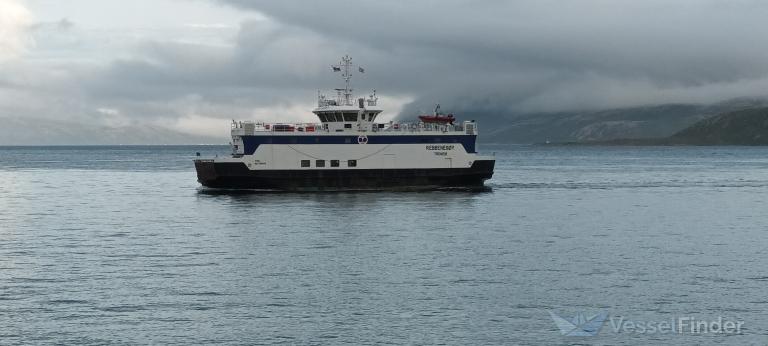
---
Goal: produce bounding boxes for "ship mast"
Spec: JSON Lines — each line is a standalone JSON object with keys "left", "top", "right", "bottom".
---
{"left": 332, "top": 55, "right": 354, "bottom": 106}
{"left": 318, "top": 55, "right": 373, "bottom": 109}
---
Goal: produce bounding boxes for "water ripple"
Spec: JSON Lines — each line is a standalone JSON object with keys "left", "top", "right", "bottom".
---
{"left": 1, "top": 145, "right": 768, "bottom": 344}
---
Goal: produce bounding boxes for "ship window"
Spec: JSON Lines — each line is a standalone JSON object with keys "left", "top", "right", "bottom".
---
{"left": 344, "top": 124, "right": 352, "bottom": 129}
{"left": 343, "top": 113, "right": 357, "bottom": 122}
{"left": 301, "top": 160, "right": 310, "bottom": 167}
{"left": 378, "top": 124, "right": 385, "bottom": 129}
{"left": 318, "top": 114, "right": 328, "bottom": 122}
{"left": 316, "top": 160, "right": 325, "bottom": 167}
{"left": 331, "top": 160, "right": 339, "bottom": 167}
{"left": 347, "top": 160, "right": 357, "bottom": 167}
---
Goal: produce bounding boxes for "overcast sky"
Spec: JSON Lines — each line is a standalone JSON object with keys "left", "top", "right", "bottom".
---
{"left": 1, "top": 0, "right": 768, "bottom": 141}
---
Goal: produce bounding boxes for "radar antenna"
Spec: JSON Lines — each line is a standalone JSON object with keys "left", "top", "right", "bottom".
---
{"left": 331, "top": 55, "right": 356, "bottom": 106}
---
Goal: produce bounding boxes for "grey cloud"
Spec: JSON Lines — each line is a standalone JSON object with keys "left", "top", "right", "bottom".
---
{"left": 4, "top": 1, "right": 768, "bottom": 144}
{"left": 218, "top": 0, "right": 768, "bottom": 115}
{"left": 85, "top": 21, "right": 347, "bottom": 102}
{"left": 1, "top": 21, "right": 313, "bottom": 124}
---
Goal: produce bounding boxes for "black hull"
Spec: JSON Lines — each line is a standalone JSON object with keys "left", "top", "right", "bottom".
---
{"left": 194, "top": 159, "right": 495, "bottom": 191}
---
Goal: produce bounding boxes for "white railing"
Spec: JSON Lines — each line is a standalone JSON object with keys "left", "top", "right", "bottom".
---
{"left": 232, "top": 121, "right": 468, "bottom": 134}
{"left": 379, "top": 123, "right": 464, "bottom": 133}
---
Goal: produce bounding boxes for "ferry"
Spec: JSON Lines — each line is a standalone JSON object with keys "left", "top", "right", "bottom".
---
{"left": 194, "top": 56, "right": 495, "bottom": 191}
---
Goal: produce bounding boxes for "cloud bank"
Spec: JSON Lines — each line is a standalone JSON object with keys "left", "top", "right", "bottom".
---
{"left": 219, "top": 0, "right": 768, "bottom": 115}
{"left": 2, "top": 0, "right": 768, "bottom": 143}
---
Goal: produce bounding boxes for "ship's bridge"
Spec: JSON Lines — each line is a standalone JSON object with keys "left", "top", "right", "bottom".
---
{"left": 313, "top": 92, "right": 382, "bottom": 124}
{"left": 310, "top": 55, "right": 385, "bottom": 131}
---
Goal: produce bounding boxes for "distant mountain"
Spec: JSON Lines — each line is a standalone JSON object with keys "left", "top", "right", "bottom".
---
{"left": 479, "top": 104, "right": 710, "bottom": 143}
{"left": 400, "top": 98, "right": 768, "bottom": 144}
{"left": 0, "top": 117, "right": 225, "bottom": 145}
{"left": 670, "top": 107, "right": 768, "bottom": 145}
{"left": 5, "top": 97, "right": 768, "bottom": 145}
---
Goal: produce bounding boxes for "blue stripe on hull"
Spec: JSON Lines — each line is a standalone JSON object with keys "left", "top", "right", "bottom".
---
{"left": 241, "top": 134, "right": 477, "bottom": 154}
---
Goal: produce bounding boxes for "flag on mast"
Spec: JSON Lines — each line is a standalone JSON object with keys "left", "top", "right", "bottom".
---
{"left": 332, "top": 66, "right": 341, "bottom": 72}
{"left": 358, "top": 67, "right": 365, "bottom": 73}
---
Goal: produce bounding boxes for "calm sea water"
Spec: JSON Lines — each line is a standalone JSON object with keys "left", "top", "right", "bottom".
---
{"left": 1, "top": 145, "right": 768, "bottom": 345}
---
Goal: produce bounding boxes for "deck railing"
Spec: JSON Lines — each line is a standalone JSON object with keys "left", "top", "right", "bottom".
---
{"left": 232, "top": 121, "right": 467, "bottom": 134}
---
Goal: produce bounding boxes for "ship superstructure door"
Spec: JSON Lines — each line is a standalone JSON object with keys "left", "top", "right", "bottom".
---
{"left": 464, "top": 121, "right": 476, "bottom": 135}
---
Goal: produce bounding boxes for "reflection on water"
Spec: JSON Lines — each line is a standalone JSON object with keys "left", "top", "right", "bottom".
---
{"left": 1, "top": 145, "right": 768, "bottom": 344}
{"left": 196, "top": 186, "right": 493, "bottom": 197}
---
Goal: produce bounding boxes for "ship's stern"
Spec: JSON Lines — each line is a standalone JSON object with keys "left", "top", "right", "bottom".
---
{"left": 194, "top": 159, "right": 219, "bottom": 187}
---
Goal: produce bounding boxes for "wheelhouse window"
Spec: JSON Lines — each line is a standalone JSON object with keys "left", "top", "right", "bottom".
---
{"left": 343, "top": 113, "right": 357, "bottom": 122}
{"left": 331, "top": 160, "right": 340, "bottom": 167}
{"left": 347, "top": 160, "right": 357, "bottom": 167}
{"left": 316, "top": 160, "right": 325, "bottom": 167}
{"left": 301, "top": 160, "right": 310, "bottom": 167}
{"left": 344, "top": 124, "right": 352, "bottom": 129}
